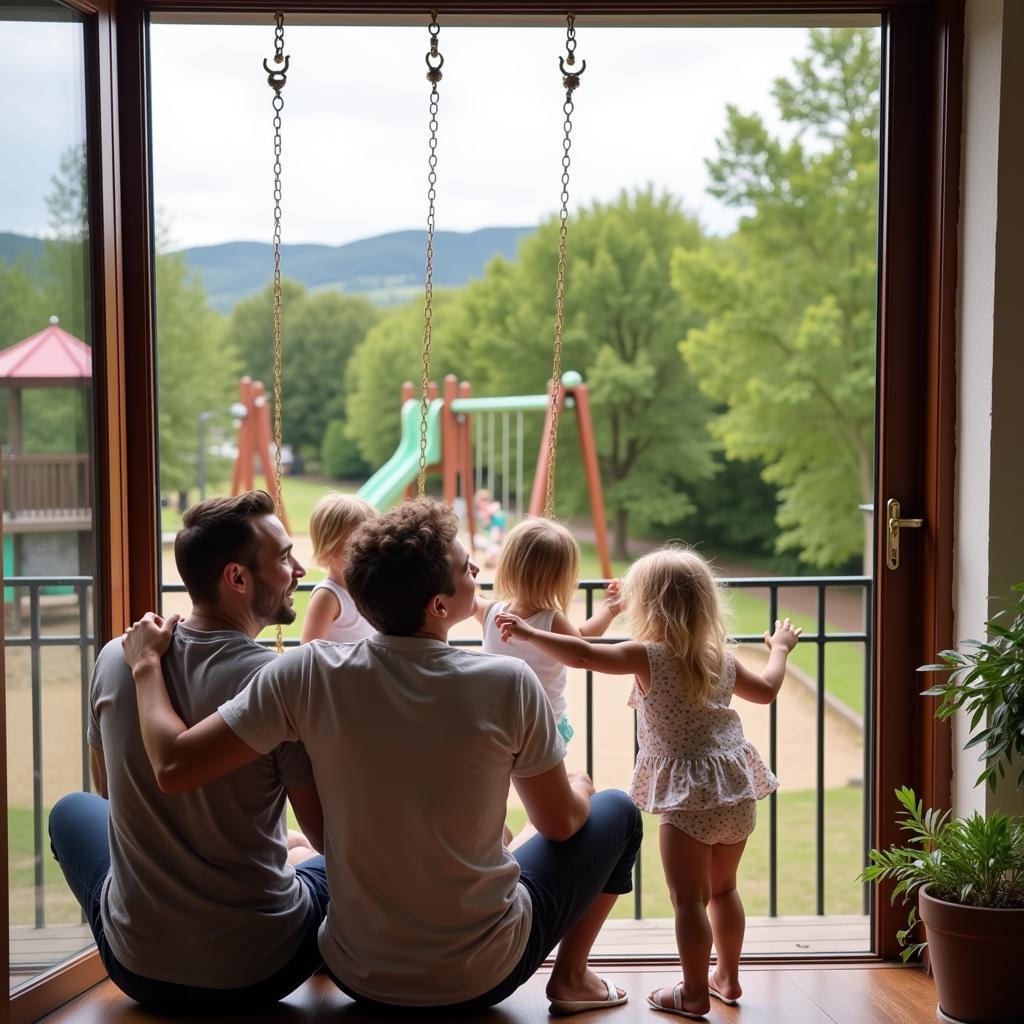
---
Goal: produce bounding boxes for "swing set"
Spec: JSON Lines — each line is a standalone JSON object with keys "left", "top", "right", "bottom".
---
{"left": 232, "top": 11, "right": 611, "bottom": 629}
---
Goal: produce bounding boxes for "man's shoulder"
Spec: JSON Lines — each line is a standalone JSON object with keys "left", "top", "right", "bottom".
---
{"left": 448, "top": 645, "right": 527, "bottom": 683}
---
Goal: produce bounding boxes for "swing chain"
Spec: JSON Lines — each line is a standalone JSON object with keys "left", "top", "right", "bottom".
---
{"left": 419, "top": 11, "right": 442, "bottom": 496}
{"left": 545, "top": 12, "right": 583, "bottom": 518}
{"left": 267, "top": 11, "right": 287, "bottom": 654}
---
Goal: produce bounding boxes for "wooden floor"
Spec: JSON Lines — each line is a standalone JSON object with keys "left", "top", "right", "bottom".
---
{"left": 40, "top": 965, "right": 937, "bottom": 1024}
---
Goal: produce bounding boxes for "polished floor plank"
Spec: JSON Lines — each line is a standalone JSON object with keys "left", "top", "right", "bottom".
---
{"left": 40, "top": 966, "right": 937, "bottom": 1024}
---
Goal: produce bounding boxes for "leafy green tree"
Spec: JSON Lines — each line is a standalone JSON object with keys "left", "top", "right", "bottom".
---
{"left": 154, "top": 252, "right": 237, "bottom": 498}
{"left": 42, "top": 144, "right": 91, "bottom": 342}
{"left": 283, "top": 291, "right": 379, "bottom": 462}
{"left": 224, "top": 278, "right": 308, "bottom": 391}
{"left": 0, "top": 261, "right": 49, "bottom": 348}
{"left": 674, "top": 28, "right": 880, "bottom": 571}
{"left": 345, "top": 291, "right": 465, "bottom": 469}
{"left": 447, "top": 190, "right": 716, "bottom": 559}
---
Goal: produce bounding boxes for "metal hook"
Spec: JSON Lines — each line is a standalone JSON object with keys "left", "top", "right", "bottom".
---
{"left": 264, "top": 54, "right": 290, "bottom": 93}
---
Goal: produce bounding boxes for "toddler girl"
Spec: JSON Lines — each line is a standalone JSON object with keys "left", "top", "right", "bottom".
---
{"left": 496, "top": 546, "right": 801, "bottom": 1019}
{"left": 301, "top": 494, "right": 376, "bottom": 644}
{"left": 474, "top": 517, "right": 620, "bottom": 744}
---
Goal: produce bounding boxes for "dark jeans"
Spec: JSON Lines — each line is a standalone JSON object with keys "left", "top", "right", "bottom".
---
{"left": 331, "top": 789, "right": 643, "bottom": 1014}
{"left": 48, "top": 791, "right": 330, "bottom": 1008}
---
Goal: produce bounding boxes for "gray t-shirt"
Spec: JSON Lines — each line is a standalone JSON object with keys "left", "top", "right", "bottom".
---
{"left": 88, "top": 626, "right": 315, "bottom": 988}
{"left": 219, "top": 635, "right": 565, "bottom": 1006}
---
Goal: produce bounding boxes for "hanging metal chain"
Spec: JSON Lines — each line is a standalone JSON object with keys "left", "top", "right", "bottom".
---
{"left": 544, "top": 13, "right": 585, "bottom": 518}
{"left": 418, "top": 11, "right": 443, "bottom": 497}
{"left": 264, "top": 12, "right": 288, "bottom": 653}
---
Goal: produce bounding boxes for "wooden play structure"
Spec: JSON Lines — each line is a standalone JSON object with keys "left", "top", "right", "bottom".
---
{"left": 228, "top": 375, "right": 289, "bottom": 532}
{"left": 358, "top": 372, "right": 612, "bottom": 578}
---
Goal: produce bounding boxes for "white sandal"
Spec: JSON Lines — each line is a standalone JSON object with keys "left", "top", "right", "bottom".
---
{"left": 646, "top": 982, "right": 708, "bottom": 1020}
{"left": 549, "top": 976, "right": 628, "bottom": 1015}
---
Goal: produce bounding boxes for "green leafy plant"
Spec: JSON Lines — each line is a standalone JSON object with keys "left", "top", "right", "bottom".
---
{"left": 920, "top": 582, "right": 1024, "bottom": 791}
{"left": 860, "top": 786, "right": 1024, "bottom": 960}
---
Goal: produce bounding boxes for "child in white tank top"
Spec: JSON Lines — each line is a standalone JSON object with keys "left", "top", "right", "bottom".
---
{"left": 475, "top": 518, "right": 621, "bottom": 744}
{"left": 301, "top": 494, "right": 377, "bottom": 645}
{"left": 495, "top": 546, "right": 801, "bottom": 1020}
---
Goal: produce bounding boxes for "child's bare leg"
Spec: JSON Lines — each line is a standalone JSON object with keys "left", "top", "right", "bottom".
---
{"left": 286, "top": 828, "right": 316, "bottom": 865}
{"left": 708, "top": 838, "right": 747, "bottom": 1002}
{"left": 546, "top": 892, "right": 624, "bottom": 1003}
{"left": 650, "top": 824, "right": 713, "bottom": 1017}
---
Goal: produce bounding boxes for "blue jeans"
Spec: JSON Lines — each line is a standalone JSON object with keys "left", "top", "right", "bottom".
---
{"left": 48, "top": 792, "right": 330, "bottom": 1008}
{"left": 331, "top": 789, "right": 643, "bottom": 1013}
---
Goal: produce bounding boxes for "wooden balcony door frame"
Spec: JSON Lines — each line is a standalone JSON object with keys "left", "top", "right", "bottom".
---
{"left": 5, "top": 1, "right": 962, "bottom": 1019}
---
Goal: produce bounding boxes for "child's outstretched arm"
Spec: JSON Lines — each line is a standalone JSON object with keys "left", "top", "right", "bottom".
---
{"left": 496, "top": 611, "right": 646, "bottom": 676}
{"left": 578, "top": 579, "right": 623, "bottom": 637}
{"left": 733, "top": 617, "right": 803, "bottom": 705}
{"left": 300, "top": 587, "right": 341, "bottom": 644}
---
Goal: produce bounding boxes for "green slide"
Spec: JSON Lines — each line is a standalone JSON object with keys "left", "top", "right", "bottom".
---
{"left": 357, "top": 398, "right": 443, "bottom": 510}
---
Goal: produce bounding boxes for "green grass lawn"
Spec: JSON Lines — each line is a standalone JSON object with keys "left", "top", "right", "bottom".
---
{"left": 161, "top": 476, "right": 358, "bottom": 535}
{"left": 506, "top": 785, "right": 866, "bottom": 920}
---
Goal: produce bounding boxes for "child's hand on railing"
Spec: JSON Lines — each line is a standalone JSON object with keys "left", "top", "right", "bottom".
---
{"left": 604, "top": 578, "right": 623, "bottom": 616}
{"left": 763, "top": 617, "right": 802, "bottom": 652}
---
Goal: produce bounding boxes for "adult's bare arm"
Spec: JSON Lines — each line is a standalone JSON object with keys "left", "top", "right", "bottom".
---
{"left": 124, "top": 612, "right": 260, "bottom": 793}
{"left": 513, "top": 763, "right": 593, "bottom": 842}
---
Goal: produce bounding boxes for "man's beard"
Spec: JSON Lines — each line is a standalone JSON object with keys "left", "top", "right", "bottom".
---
{"left": 252, "top": 574, "right": 296, "bottom": 626}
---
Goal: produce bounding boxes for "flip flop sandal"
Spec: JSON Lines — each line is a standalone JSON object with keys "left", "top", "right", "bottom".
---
{"left": 646, "top": 982, "right": 708, "bottom": 1020}
{"left": 549, "top": 976, "right": 628, "bottom": 1015}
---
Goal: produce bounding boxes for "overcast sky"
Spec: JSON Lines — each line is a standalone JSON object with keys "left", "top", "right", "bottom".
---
{"left": 3, "top": 19, "right": 880, "bottom": 249}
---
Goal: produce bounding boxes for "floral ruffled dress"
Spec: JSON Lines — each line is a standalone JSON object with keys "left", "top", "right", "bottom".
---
{"left": 628, "top": 642, "right": 777, "bottom": 814}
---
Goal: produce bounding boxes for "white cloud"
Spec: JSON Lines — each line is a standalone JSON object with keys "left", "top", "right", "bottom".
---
{"left": 4, "top": 18, "right": 881, "bottom": 249}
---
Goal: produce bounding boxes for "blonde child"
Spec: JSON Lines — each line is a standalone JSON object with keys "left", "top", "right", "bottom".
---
{"left": 496, "top": 547, "right": 801, "bottom": 1019}
{"left": 474, "top": 517, "right": 620, "bottom": 745}
{"left": 301, "top": 494, "right": 376, "bottom": 645}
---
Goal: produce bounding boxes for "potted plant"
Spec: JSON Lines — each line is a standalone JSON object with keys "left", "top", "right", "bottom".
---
{"left": 861, "top": 583, "right": 1024, "bottom": 1024}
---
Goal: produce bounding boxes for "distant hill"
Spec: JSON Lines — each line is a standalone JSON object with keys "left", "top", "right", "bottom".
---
{"left": 175, "top": 227, "right": 534, "bottom": 312}
{"left": 0, "top": 233, "right": 45, "bottom": 267}
{"left": 0, "top": 227, "right": 535, "bottom": 313}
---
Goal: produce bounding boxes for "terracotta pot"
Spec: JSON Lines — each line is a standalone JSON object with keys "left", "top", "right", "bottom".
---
{"left": 919, "top": 885, "right": 1024, "bottom": 1024}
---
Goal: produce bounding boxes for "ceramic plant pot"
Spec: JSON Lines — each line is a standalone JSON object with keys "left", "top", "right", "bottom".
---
{"left": 919, "top": 885, "right": 1024, "bottom": 1024}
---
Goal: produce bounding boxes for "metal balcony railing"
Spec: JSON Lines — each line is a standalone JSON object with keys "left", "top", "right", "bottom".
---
{"left": 7, "top": 573, "right": 871, "bottom": 934}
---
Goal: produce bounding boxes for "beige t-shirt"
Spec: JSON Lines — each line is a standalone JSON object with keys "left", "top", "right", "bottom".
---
{"left": 219, "top": 635, "right": 565, "bottom": 1006}
{"left": 88, "top": 628, "right": 314, "bottom": 988}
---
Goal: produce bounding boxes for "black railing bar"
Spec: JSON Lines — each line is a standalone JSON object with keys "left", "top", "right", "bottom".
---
{"left": 863, "top": 578, "right": 876, "bottom": 923}
{"left": 5, "top": 635, "right": 97, "bottom": 648}
{"left": 4, "top": 576, "right": 95, "bottom": 586}
{"left": 30, "top": 585, "right": 45, "bottom": 929}
{"left": 78, "top": 584, "right": 92, "bottom": 794}
{"left": 768, "top": 588, "right": 779, "bottom": 919}
{"left": 584, "top": 586, "right": 594, "bottom": 782}
{"left": 731, "top": 632, "right": 867, "bottom": 644}
{"left": 158, "top": 576, "right": 873, "bottom": 595}
{"left": 816, "top": 585, "right": 827, "bottom": 917}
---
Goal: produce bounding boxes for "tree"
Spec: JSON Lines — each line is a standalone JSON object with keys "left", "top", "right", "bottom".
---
{"left": 42, "top": 144, "right": 91, "bottom": 342}
{"left": 154, "top": 251, "right": 238, "bottom": 499}
{"left": 282, "top": 291, "right": 379, "bottom": 461}
{"left": 446, "top": 190, "right": 716, "bottom": 559}
{"left": 224, "top": 278, "right": 308, "bottom": 391}
{"left": 673, "top": 28, "right": 880, "bottom": 571}
{"left": 345, "top": 291, "right": 466, "bottom": 469}
{"left": 0, "top": 261, "right": 49, "bottom": 349}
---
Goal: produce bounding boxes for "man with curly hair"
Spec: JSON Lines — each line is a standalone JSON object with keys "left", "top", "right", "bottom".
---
{"left": 124, "top": 498, "right": 642, "bottom": 1014}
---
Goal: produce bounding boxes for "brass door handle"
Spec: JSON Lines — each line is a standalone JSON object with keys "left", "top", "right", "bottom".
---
{"left": 886, "top": 498, "right": 924, "bottom": 570}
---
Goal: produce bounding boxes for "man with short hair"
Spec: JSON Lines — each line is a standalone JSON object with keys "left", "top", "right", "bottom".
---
{"left": 125, "top": 498, "right": 643, "bottom": 1013}
{"left": 49, "top": 491, "right": 329, "bottom": 1007}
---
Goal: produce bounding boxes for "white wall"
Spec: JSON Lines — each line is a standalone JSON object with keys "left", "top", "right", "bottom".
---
{"left": 954, "top": 0, "right": 1024, "bottom": 817}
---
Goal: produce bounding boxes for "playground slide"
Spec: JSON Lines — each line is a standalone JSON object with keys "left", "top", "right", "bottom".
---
{"left": 357, "top": 398, "right": 443, "bottom": 510}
